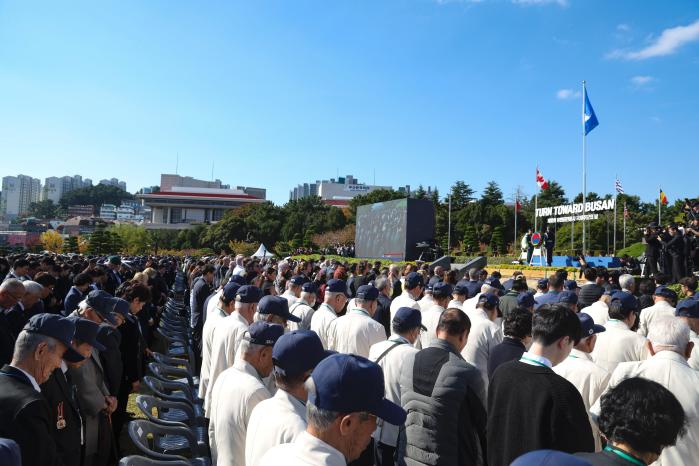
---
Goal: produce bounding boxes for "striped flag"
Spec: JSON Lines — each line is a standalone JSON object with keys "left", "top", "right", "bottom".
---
{"left": 660, "top": 189, "right": 669, "bottom": 206}
{"left": 623, "top": 202, "right": 629, "bottom": 219}
{"left": 615, "top": 178, "right": 624, "bottom": 194}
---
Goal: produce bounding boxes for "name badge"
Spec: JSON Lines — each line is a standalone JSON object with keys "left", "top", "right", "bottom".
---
{"left": 57, "top": 402, "right": 66, "bottom": 430}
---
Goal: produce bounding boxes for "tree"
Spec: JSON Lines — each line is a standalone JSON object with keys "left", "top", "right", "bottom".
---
{"left": 490, "top": 225, "right": 506, "bottom": 255}
{"left": 449, "top": 182, "right": 475, "bottom": 210}
{"left": 463, "top": 224, "right": 479, "bottom": 255}
{"left": 87, "top": 226, "right": 110, "bottom": 255}
{"left": 39, "top": 230, "right": 63, "bottom": 252}
{"left": 414, "top": 185, "right": 427, "bottom": 199}
{"left": 29, "top": 200, "right": 58, "bottom": 219}
{"left": 63, "top": 235, "right": 80, "bottom": 254}
{"left": 109, "top": 224, "right": 151, "bottom": 254}
{"left": 480, "top": 181, "right": 503, "bottom": 207}
{"left": 59, "top": 184, "right": 133, "bottom": 210}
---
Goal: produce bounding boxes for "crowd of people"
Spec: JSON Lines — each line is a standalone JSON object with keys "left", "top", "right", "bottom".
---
{"left": 0, "top": 253, "right": 178, "bottom": 466}
{"left": 1, "top": 249, "right": 699, "bottom": 466}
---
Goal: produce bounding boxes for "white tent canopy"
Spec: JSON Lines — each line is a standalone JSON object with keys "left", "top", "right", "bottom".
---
{"left": 252, "top": 243, "right": 274, "bottom": 258}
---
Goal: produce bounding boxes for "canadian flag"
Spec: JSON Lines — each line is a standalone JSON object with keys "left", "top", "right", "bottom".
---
{"left": 536, "top": 167, "right": 549, "bottom": 190}
{"left": 515, "top": 199, "right": 522, "bottom": 212}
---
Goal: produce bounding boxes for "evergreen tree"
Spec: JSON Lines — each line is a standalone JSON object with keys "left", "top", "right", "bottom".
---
{"left": 490, "top": 225, "right": 505, "bottom": 255}
{"left": 414, "top": 185, "right": 427, "bottom": 199}
{"left": 463, "top": 224, "right": 479, "bottom": 255}
{"left": 63, "top": 236, "right": 80, "bottom": 254}
{"left": 449, "top": 181, "right": 475, "bottom": 210}
{"left": 480, "top": 181, "right": 503, "bottom": 207}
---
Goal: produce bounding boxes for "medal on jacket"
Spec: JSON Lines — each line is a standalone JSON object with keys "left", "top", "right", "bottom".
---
{"left": 56, "top": 402, "right": 66, "bottom": 429}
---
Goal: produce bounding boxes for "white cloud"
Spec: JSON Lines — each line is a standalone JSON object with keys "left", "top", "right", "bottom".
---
{"left": 630, "top": 75, "right": 654, "bottom": 86}
{"left": 608, "top": 18, "right": 699, "bottom": 60}
{"left": 556, "top": 89, "right": 581, "bottom": 100}
{"left": 512, "top": 0, "right": 569, "bottom": 5}
{"left": 616, "top": 23, "right": 631, "bottom": 33}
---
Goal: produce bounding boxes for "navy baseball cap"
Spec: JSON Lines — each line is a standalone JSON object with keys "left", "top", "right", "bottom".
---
{"left": 578, "top": 313, "right": 605, "bottom": 337}
{"left": 517, "top": 292, "right": 536, "bottom": 308}
{"left": 66, "top": 316, "right": 106, "bottom": 351}
{"left": 301, "top": 282, "right": 317, "bottom": 293}
{"left": 258, "top": 295, "right": 301, "bottom": 323}
{"left": 273, "top": 330, "right": 333, "bottom": 377}
{"left": 110, "top": 298, "right": 130, "bottom": 320}
{"left": 654, "top": 286, "right": 677, "bottom": 300}
{"left": 453, "top": 281, "right": 469, "bottom": 296}
{"left": 245, "top": 321, "right": 284, "bottom": 346}
{"left": 236, "top": 285, "right": 262, "bottom": 303}
{"left": 478, "top": 293, "right": 499, "bottom": 307}
{"left": 557, "top": 291, "right": 578, "bottom": 305}
{"left": 23, "top": 313, "right": 84, "bottom": 363}
{"left": 325, "top": 279, "right": 348, "bottom": 295}
{"left": 424, "top": 282, "right": 434, "bottom": 292}
{"left": 676, "top": 299, "right": 699, "bottom": 318}
{"left": 85, "top": 290, "right": 118, "bottom": 326}
{"left": 309, "top": 353, "right": 407, "bottom": 425}
{"left": 393, "top": 307, "right": 426, "bottom": 332}
{"left": 108, "top": 256, "right": 121, "bottom": 265}
{"left": 611, "top": 291, "right": 639, "bottom": 312}
{"left": 537, "top": 278, "right": 549, "bottom": 288}
{"left": 432, "top": 282, "right": 453, "bottom": 298}
{"left": 227, "top": 275, "right": 247, "bottom": 286}
{"left": 484, "top": 277, "right": 502, "bottom": 289}
{"left": 356, "top": 285, "right": 379, "bottom": 301}
{"left": 564, "top": 280, "right": 579, "bottom": 291}
{"left": 222, "top": 281, "right": 242, "bottom": 303}
{"left": 511, "top": 450, "right": 592, "bottom": 466}
{"left": 405, "top": 272, "right": 423, "bottom": 289}
{"left": 289, "top": 275, "right": 308, "bottom": 286}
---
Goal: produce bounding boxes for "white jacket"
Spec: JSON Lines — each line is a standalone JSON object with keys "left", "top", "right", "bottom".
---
{"left": 199, "top": 306, "right": 228, "bottom": 399}
{"left": 591, "top": 351, "right": 699, "bottom": 466}
{"left": 591, "top": 319, "right": 647, "bottom": 374}
{"left": 417, "top": 294, "right": 435, "bottom": 312}
{"left": 390, "top": 292, "right": 420, "bottom": 322}
{"left": 310, "top": 303, "right": 338, "bottom": 350}
{"left": 369, "top": 335, "right": 417, "bottom": 447}
{"left": 208, "top": 358, "right": 271, "bottom": 466}
{"left": 420, "top": 304, "right": 445, "bottom": 349}
{"left": 637, "top": 300, "right": 675, "bottom": 337}
{"left": 581, "top": 301, "right": 609, "bottom": 326}
{"left": 245, "top": 389, "right": 306, "bottom": 466}
{"left": 460, "top": 308, "right": 502, "bottom": 390}
{"left": 553, "top": 349, "right": 610, "bottom": 451}
{"left": 689, "top": 330, "right": 699, "bottom": 370}
{"left": 259, "top": 431, "right": 346, "bottom": 466}
{"left": 205, "top": 311, "right": 250, "bottom": 415}
{"left": 327, "top": 308, "right": 386, "bottom": 358}
{"left": 287, "top": 300, "right": 315, "bottom": 331}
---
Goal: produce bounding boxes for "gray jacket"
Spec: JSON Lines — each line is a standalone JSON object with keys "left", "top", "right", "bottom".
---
{"left": 400, "top": 339, "right": 487, "bottom": 466}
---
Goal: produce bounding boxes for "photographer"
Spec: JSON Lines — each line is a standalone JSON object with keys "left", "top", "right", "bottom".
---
{"left": 685, "top": 218, "right": 699, "bottom": 274}
{"left": 643, "top": 223, "right": 662, "bottom": 278}
{"left": 660, "top": 224, "right": 685, "bottom": 284}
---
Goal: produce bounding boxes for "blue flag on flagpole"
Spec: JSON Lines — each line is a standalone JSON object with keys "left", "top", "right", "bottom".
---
{"left": 584, "top": 88, "right": 599, "bottom": 135}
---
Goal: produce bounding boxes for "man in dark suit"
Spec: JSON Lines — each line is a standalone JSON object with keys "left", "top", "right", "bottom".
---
{"left": 41, "top": 317, "right": 105, "bottom": 466}
{"left": 103, "top": 256, "right": 123, "bottom": 296}
{"left": 0, "top": 280, "right": 25, "bottom": 365}
{"left": 578, "top": 267, "right": 606, "bottom": 311}
{"left": 0, "top": 313, "right": 84, "bottom": 466}
{"left": 63, "top": 273, "right": 92, "bottom": 316}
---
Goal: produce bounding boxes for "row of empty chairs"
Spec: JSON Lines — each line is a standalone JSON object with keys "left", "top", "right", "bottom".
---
{"left": 120, "top": 272, "right": 211, "bottom": 466}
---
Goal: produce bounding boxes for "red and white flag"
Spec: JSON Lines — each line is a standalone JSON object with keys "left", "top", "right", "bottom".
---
{"left": 536, "top": 167, "right": 549, "bottom": 190}
{"left": 515, "top": 199, "right": 522, "bottom": 212}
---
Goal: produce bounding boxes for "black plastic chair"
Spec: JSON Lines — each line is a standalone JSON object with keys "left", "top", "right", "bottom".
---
{"left": 149, "top": 362, "right": 198, "bottom": 389}
{"left": 143, "top": 376, "right": 204, "bottom": 418}
{"left": 151, "top": 352, "right": 195, "bottom": 376}
{"left": 135, "top": 395, "right": 207, "bottom": 444}
{"left": 118, "top": 455, "right": 193, "bottom": 466}
{"left": 127, "top": 420, "right": 209, "bottom": 465}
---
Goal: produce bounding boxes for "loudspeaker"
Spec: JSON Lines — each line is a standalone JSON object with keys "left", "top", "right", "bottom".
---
{"left": 449, "top": 256, "right": 488, "bottom": 281}
{"left": 428, "top": 256, "right": 454, "bottom": 273}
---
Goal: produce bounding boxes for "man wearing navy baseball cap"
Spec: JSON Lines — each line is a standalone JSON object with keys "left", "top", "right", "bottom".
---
{"left": 421, "top": 282, "right": 453, "bottom": 348}
{"left": 282, "top": 275, "right": 307, "bottom": 308}
{"left": 288, "top": 281, "right": 318, "bottom": 332}
{"left": 246, "top": 330, "right": 333, "bottom": 466}
{"left": 311, "top": 278, "right": 349, "bottom": 350}
{"left": 199, "top": 280, "right": 242, "bottom": 401}
{"left": 209, "top": 321, "right": 284, "bottom": 466}
{"left": 591, "top": 291, "right": 647, "bottom": 374}
{"left": 205, "top": 285, "right": 262, "bottom": 415}
{"left": 328, "top": 285, "right": 387, "bottom": 358}
{"left": 676, "top": 298, "right": 699, "bottom": 370}
{"left": 389, "top": 272, "right": 423, "bottom": 322}
{"left": 554, "top": 313, "right": 609, "bottom": 451}
{"left": 368, "top": 307, "right": 423, "bottom": 464}
{"left": 259, "top": 353, "right": 406, "bottom": 466}
{"left": 637, "top": 286, "right": 677, "bottom": 337}
{"left": 0, "top": 313, "right": 83, "bottom": 466}
{"left": 257, "top": 295, "right": 301, "bottom": 327}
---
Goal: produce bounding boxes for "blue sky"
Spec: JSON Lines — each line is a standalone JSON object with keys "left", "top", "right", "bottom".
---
{"left": 0, "top": 0, "right": 697, "bottom": 205}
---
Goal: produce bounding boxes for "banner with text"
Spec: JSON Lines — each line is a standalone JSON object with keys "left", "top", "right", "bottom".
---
{"left": 536, "top": 199, "right": 616, "bottom": 224}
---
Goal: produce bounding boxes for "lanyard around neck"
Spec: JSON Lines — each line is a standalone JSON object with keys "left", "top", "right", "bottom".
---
{"left": 520, "top": 356, "right": 549, "bottom": 368}
{"left": 604, "top": 446, "right": 646, "bottom": 466}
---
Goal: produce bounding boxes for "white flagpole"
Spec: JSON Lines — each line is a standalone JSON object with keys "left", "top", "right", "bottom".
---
{"left": 534, "top": 193, "right": 538, "bottom": 232}
{"left": 613, "top": 177, "right": 618, "bottom": 255}
{"left": 623, "top": 202, "right": 627, "bottom": 249}
{"left": 514, "top": 191, "right": 518, "bottom": 253}
{"left": 582, "top": 80, "right": 587, "bottom": 255}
